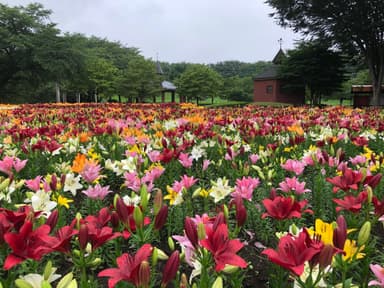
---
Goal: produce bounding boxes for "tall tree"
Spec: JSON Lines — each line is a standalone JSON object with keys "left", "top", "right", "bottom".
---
{"left": 278, "top": 41, "right": 346, "bottom": 106}
{"left": 266, "top": 0, "right": 384, "bottom": 105}
{"left": 176, "top": 64, "right": 223, "bottom": 104}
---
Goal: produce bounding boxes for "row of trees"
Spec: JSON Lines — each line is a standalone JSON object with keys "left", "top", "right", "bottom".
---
{"left": 1, "top": 2, "right": 274, "bottom": 104}
{"left": 1, "top": 2, "right": 378, "bottom": 105}
{"left": 0, "top": 3, "right": 163, "bottom": 103}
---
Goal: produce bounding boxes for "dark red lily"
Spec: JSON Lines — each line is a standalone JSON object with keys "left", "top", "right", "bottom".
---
{"left": 200, "top": 223, "right": 247, "bottom": 271}
{"left": 98, "top": 243, "right": 153, "bottom": 288}
{"left": 364, "top": 173, "right": 382, "bottom": 189}
{"left": 262, "top": 196, "right": 312, "bottom": 220}
{"left": 262, "top": 229, "right": 322, "bottom": 276}
{"left": 326, "top": 167, "right": 363, "bottom": 192}
{"left": 3, "top": 221, "right": 56, "bottom": 270}
{"left": 333, "top": 190, "right": 368, "bottom": 213}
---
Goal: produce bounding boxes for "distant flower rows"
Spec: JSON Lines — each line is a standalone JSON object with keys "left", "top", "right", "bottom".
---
{"left": 0, "top": 103, "right": 384, "bottom": 287}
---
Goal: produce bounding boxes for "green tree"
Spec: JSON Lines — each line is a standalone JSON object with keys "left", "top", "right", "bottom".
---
{"left": 176, "top": 64, "right": 223, "bottom": 104}
{"left": 266, "top": 0, "right": 384, "bottom": 105}
{"left": 278, "top": 41, "right": 346, "bottom": 106}
{"left": 0, "top": 3, "right": 85, "bottom": 103}
{"left": 118, "top": 56, "right": 161, "bottom": 103}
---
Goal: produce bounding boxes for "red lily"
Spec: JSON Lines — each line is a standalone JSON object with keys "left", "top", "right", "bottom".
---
{"left": 3, "top": 221, "right": 56, "bottom": 270}
{"left": 372, "top": 196, "right": 384, "bottom": 217}
{"left": 364, "top": 173, "right": 382, "bottom": 189}
{"left": 262, "top": 229, "right": 322, "bottom": 276}
{"left": 51, "top": 225, "right": 78, "bottom": 254}
{"left": 98, "top": 244, "right": 153, "bottom": 288}
{"left": 333, "top": 190, "right": 368, "bottom": 213}
{"left": 200, "top": 223, "right": 247, "bottom": 271}
{"left": 262, "top": 196, "right": 312, "bottom": 220}
{"left": 326, "top": 167, "right": 363, "bottom": 192}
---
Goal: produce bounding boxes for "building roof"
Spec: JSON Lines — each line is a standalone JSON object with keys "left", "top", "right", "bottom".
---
{"left": 162, "top": 80, "right": 176, "bottom": 91}
{"left": 156, "top": 61, "right": 164, "bottom": 75}
{"left": 272, "top": 48, "right": 286, "bottom": 65}
{"left": 254, "top": 65, "right": 279, "bottom": 80}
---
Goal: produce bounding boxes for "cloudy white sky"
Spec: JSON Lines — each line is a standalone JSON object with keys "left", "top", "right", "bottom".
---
{"left": 5, "top": 0, "right": 300, "bottom": 63}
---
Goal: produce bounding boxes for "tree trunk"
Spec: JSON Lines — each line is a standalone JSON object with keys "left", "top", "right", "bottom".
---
{"left": 62, "top": 92, "right": 67, "bottom": 103}
{"left": 367, "top": 48, "right": 384, "bottom": 106}
{"left": 55, "top": 82, "right": 61, "bottom": 103}
{"left": 94, "top": 88, "right": 98, "bottom": 103}
{"left": 76, "top": 92, "right": 81, "bottom": 103}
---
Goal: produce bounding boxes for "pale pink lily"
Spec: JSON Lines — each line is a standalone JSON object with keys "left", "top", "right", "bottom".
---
{"left": 350, "top": 155, "right": 367, "bottom": 166}
{"left": 178, "top": 152, "right": 193, "bottom": 168}
{"left": 281, "top": 159, "right": 306, "bottom": 175}
{"left": 232, "top": 176, "right": 260, "bottom": 201}
{"left": 25, "top": 176, "right": 43, "bottom": 192}
{"left": 0, "top": 156, "right": 28, "bottom": 177}
{"left": 369, "top": 264, "right": 384, "bottom": 287}
{"left": 172, "top": 234, "right": 196, "bottom": 266}
{"left": 82, "top": 184, "right": 112, "bottom": 200}
{"left": 80, "top": 162, "right": 102, "bottom": 183}
{"left": 202, "top": 159, "right": 211, "bottom": 171}
{"left": 179, "top": 175, "right": 198, "bottom": 190}
{"left": 147, "top": 150, "right": 161, "bottom": 162}
{"left": 123, "top": 172, "right": 141, "bottom": 192}
{"left": 249, "top": 154, "right": 259, "bottom": 164}
{"left": 277, "top": 177, "right": 311, "bottom": 195}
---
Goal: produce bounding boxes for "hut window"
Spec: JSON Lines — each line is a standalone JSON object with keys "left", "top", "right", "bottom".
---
{"left": 266, "top": 85, "right": 273, "bottom": 94}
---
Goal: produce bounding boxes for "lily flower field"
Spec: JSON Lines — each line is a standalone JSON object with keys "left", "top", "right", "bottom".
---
{"left": 1, "top": 103, "right": 384, "bottom": 287}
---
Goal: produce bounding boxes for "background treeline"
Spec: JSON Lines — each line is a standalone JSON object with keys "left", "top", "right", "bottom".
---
{"left": 0, "top": 3, "right": 370, "bottom": 104}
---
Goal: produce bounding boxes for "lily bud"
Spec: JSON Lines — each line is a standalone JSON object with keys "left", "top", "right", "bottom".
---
{"left": 318, "top": 245, "right": 335, "bottom": 270}
{"left": 50, "top": 174, "right": 58, "bottom": 191}
{"left": 154, "top": 206, "right": 168, "bottom": 230}
{"left": 133, "top": 206, "right": 143, "bottom": 229}
{"left": 110, "top": 211, "right": 120, "bottom": 228}
{"left": 212, "top": 276, "right": 223, "bottom": 288}
{"left": 223, "top": 204, "right": 229, "bottom": 223}
{"left": 75, "top": 213, "right": 82, "bottom": 230}
{"left": 0, "top": 178, "right": 10, "bottom": 190}
{"left": 15, "top": 279, "right": 34, "bottom": 288}
{"left": 46, "top": 210, "right": 59, "bottom": 230}
{"left": 366, "top": 186, "right": 373, "bottom": 204}
{"left": 358, "top": 221, "right": 371, "bottom": 246}
{"left": 236, "top": 203, "right": 247, "bottom": 227}
{"left": 168, "top": 236, "right": 175, "bottom": 251}
{"left": 180, "top": 273, "right": 188, "bottom": 288}
{"left": 57, "top": 272, "right": 75, "bottom": 288}
{"left": 153, "top": 189, "right": 163, "bottom": 215}
{"left": 43, "top": 260, "right": 53, "bottom": 280}
{"left": 197, "top": 222, "right": 206, "bottom": 240}
{"left": 333, "top": 215, "right": 347, "bottom": 250}
{"left": 41, "top": 280, "right": 52, "bottom": 288}
{"left": 115, "top": 196, "right": 130, "bottom": 223}
{"left": 222, "top": 265, "right": 239, "bottom": 274}
{"left": 161, "top": 250, "right": 180, "bottom": 288}
{"left": 184, "top": 217, "right": 198, "bottom": 248}
{"left": 78, "top": 224, "right": 88, "bottom": 250}
{"left": 138, "top": 261, "right": 151, "bottom": 288}
{"left": 156, "top": 247, "right": 169, "bottom": 260}
{"left": 140, "top": 185, "right": 149, "bottom": 212}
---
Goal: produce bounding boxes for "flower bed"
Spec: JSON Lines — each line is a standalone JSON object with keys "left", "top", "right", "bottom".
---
{"left": 1, "top": 103, "right": 384, "bottom": 287}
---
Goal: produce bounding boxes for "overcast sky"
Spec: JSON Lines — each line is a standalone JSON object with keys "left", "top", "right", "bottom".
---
{"left": 5, "top": 0, "right": 300, "bottom": 63}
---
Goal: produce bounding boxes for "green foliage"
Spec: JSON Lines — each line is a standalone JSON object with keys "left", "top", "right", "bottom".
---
{"left": 176, "top": 64, "right": 224, "bottom": 104}
{"left": 278, "top": 41, "right": 346, "bottom": 106}
{"left": 266, "top": 0, "right": 384, "bottom": 105}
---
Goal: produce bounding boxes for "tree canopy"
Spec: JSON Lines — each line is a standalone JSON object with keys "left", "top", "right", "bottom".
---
{"left": 176, "top": 64, "right": 223, "bottom": 104}
{"left": 278, "top": 41, "right": 346, "bottom": 106}
{"left": 266, "top": 0, "right": 384, "bottom": 105}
